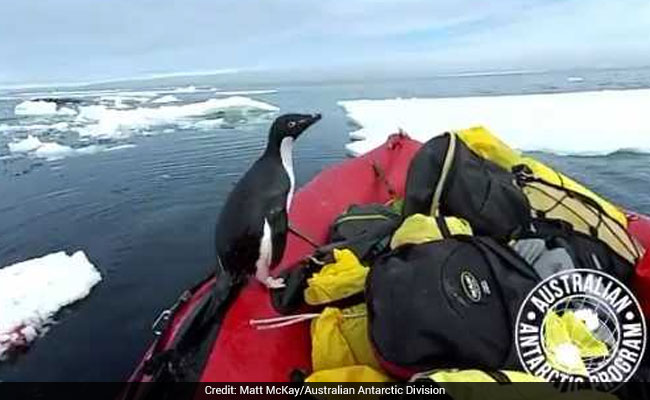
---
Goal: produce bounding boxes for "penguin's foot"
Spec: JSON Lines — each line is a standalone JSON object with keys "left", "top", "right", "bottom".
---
{"left": 264, "top": 276, "right": 286, "bottom": 289}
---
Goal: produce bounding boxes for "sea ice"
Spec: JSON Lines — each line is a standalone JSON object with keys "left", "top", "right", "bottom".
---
{"left": 7, "top": 135, "right": 43, "bottom": 153}
{"left": 339, "top": 89, "right": 650, "bottom": 156}
{"left": 151, "top": 95, "right": 180, "bottom": 104}
{"left": 33, "top": 142, "right": 75, "bottom": 160}
{"left": 75, "top": 96, "right": 278, "bottom": 138}
{"left": 14, "top": 100, "right": 77, "bottom": 116}
{"left": 0, "top": 251, "right": 101, "bottom": 359}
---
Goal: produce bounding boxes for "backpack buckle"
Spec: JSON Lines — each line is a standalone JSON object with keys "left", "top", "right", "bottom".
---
{"left": 512, "top": 164, "right": 535, "bottom": 184}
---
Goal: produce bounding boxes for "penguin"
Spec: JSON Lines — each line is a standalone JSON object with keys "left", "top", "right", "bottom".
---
{"left": 215, "top": 113, "right": 322, "bottom": 290}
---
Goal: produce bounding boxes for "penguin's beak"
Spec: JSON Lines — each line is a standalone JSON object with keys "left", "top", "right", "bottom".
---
{"left": 294, "top": 113, "right": 322, "bottom": 137}
{"left": 299, "top": 113, "right": 321, "bottom": 128}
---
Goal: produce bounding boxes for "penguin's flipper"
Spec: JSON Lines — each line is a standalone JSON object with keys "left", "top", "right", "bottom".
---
{"left": 267, "top": 207, "right": 288, "bottom": 268}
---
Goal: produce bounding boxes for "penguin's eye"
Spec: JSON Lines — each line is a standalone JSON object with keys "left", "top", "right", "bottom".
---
{"left": 287, "top": 121, "right": 296, "bottom": 128}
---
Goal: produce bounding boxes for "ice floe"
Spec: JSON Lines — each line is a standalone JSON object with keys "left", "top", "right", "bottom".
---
{"left": 74, "top": 96, "right": 278, "bottom": 138}
{"left": 7, "top": 135, "right": 43, "bottom": 153}
{"left": 1, "top": 85, "right": 257, "bottom": 102}
{"left": 339, "top": 89, "right": 650, "bottom": 156}
{"left": 6, "top": 136, "right": 134, "bottom": 160}
{"left": 33, "top": 142, "right": 75, "bottom": 160}
{"left": 151, "top": 95, "right": 180, "bottom": 104}
{"left": 215, "top": 90, "right": 277, "bottom": 96}
{"left": 0, "top": 83, "right": 284, "bottom": 167}
{"left": 180, "top": 118, "right": 226, "bottom": 130}
{"left": 1, "top": 122, "right": 70, "bottom": 133}
{"left": 0, "top": 251, "right": 101, "bottom": 359}
{"left": 3, "top": 92, "right": 277, "bottom": 162}
{"left": 14, "top": 100, "right": 77, "bottom": 116}
{"left": 173, "top": 85, "right": 197, "bottom": 93}
{"left": 103, "top": 143, "right": 137, "bottom": 152}
{"left": 2, "top": 123, "right": 60, "bottom": 135}
{"left": 7, "top": 135, "right": 70, "bottom": 158}
{"left": 100, "top": 95, "right": 151, "bottom": 108}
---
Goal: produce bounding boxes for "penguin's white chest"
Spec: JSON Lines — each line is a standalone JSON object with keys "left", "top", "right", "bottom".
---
{"left": 280, "top": 137, "right": 295, "bottom": 210}
{"left": 254, "top": 219, "right": 273, "bottom": 281}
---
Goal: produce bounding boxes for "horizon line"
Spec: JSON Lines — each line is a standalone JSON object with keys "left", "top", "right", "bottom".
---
{"left": 0, "top": 67, "right": 245, "bottom": 91}
{"left": 2, "top": 64, "right": 649, "bottom": 91}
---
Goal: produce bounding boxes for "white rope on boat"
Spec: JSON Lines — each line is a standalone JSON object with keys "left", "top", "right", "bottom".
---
{"left": 250, "top": 312, "right": 366, "bottom": 330}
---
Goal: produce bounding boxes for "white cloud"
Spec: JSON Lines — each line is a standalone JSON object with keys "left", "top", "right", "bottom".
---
{"left": 384, "top": 0, "right": 650, "bottom": 70}
{"left": 0, "top": 0, "right": 648, "bottom": 84}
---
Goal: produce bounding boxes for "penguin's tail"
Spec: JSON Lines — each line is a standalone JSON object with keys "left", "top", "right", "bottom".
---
{"left": 185, "top": 256, "right": 240, "bottom": 339}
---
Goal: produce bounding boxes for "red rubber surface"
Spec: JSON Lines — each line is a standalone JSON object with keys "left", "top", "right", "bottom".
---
{"left": 629, "top": 213, "right": 650, "bottom": 251}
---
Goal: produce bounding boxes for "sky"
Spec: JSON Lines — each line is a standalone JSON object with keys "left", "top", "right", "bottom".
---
{"left": 2, "top": 0, "right": 650, "bottom": 86}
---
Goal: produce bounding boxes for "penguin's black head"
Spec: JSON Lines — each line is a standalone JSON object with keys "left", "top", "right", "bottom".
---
{"left": 269, "top": 113, "right": 321, "bottom": 144}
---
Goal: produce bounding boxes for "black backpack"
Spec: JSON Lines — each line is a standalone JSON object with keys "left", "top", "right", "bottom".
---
{"left": 366, "top": 237, "right": 539, "bottom": 378}
{"left": 403, "top": 132, "right": 530, "bottom": 240}
{"left": 402, "top": 132, "right": 638, "bottom": 281}
{"left": 328, "top": 203, "right": 402, "bottom": 262}
{"left": 271, "top": 203, "right": 401, "bottom": 314}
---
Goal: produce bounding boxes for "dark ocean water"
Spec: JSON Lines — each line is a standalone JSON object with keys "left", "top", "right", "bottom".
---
{"left": 1, "top": 67, "right": 650, "bottom": 381}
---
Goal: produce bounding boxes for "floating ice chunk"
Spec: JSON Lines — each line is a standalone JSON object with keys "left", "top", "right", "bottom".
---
{"left": 567, "top": 77, "right": 585, "bottom": 83}
{"left": 339, "top": 89, "right": 650, "bottom": 156}
{"left": 0, "top": 122, "right": 69, "bottom": 133}
{"left": 34, "top": 142, "right": 74, "bottom": 160}
{"left": 100, "top": 95, "right": 151, "bottom": 108}
{"left": 113, "top": 98, "right": 128, "bottom": 109}
{"left": 345, "top": 135, "right": 391, "bottom": 157}
{"left": 75, "top": 96, "right": 278, "bottom": 138}
{"left": 7, "top": 135, "right": 43, "bottom": 153}
{"left": 50, "top": 122, "right": 69, "bottom": 131}
{"left": 186, "top": 118, "right": 225, "bottom": 130}
{"left": 7, "top": 135, "right": 109, "bottom": 160}
{"left": 14, "top": 100, "right": 77, "bottom": 116}
{"left": 72, "top": 145, "right": 104, "bottom": 156}
{"left": 8, "top": 139, "right": 135, "bottom": 160}
{"left": 174, "top": 85, "right": 197, "bottom": 93}
{"left": 104, "top": 144, "right": 137, "bottom": 152}
{"left": 0, "top": 251, "right": 101, "bottom": 359}
{"left": 215, "top": 90, "right": 277, "bottom": 96}
{"left": 201, "top": 96, "right": 278, "bottom": 112}
{"left": 151, "top": 95, "right": 180, "bottom": 104}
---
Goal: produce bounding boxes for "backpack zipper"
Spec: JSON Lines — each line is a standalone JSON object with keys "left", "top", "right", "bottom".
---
{"left": 334, "top": 214, "right": 392, "bottom": 225}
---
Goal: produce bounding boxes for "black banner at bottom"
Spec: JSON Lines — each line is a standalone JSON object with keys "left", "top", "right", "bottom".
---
{"left": 2, "top": 382, "right": 650, "bottom": 400}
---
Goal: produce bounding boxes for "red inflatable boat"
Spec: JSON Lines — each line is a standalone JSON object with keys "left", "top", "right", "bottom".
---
{"left": 127, "top": 134, "right": 650, "bottom": 383}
